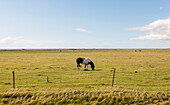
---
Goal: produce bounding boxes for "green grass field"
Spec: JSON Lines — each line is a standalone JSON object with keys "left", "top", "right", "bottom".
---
{"left": 0, "top": 49, "right": 169, "bottom": 104}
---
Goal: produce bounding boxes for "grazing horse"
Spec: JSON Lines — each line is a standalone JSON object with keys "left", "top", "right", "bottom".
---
{"left": 76, "top": 57, "right": 95, "bottom": 70}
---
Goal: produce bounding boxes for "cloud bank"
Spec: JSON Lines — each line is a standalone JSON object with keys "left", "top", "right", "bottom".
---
{"left": 126, "top": 17, "right": 170, "bottom": 40}
{"left": 0, "top": 36, "right": 66, "bottom": 48}
{"left": 0, "top": 36, "right": 114, "bottom": 48}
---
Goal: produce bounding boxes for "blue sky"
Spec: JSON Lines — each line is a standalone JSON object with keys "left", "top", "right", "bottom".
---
{"left": 0, "top": 0, "right": 170, "bottom": 49}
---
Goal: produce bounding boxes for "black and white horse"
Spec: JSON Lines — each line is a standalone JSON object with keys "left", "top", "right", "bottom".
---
{"left": 76, "top": 57, "right": 95, "bottom": 70}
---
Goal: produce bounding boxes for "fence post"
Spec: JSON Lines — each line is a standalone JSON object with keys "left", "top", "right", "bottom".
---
{"left": 12, "top": 70, "right": 15, "bottom": 88}
{"left": 47, "top": 76, "right": 49, "bottom": 83}
{"left": 112, "top": 68, "right": 116, "bottom": 87}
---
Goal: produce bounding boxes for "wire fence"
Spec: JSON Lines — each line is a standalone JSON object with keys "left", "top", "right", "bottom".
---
{"left": 0, "top": 68, "right": 116, "bottom": 89}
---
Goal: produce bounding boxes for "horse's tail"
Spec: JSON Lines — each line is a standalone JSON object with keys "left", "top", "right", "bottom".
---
{"left": 89, "top": 61, "right": 95, "bottom": 70}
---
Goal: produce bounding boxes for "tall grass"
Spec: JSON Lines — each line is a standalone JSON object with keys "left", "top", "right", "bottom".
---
{"left": 0, "top": 87, "right": 169, "bottom": 105}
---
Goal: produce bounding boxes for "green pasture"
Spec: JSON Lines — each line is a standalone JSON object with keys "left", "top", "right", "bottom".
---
{"left": 0, "top": 49, "right": 169, "bottom": 104}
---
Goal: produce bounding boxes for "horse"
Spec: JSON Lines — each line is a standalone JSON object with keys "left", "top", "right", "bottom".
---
{"left": 76, "top": 57, "right": 95, "bottom": 70}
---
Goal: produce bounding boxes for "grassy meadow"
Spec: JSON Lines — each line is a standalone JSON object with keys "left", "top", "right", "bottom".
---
{"left": 0, "top": 49, "right": 169, "bottom": 104}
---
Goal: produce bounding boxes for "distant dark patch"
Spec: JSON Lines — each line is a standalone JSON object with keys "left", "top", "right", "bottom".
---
{"left": 49, "top": 66, "right": 54, "bottom": 69}
{"left": 93, "top": 69, "right": 102, "bottom": 71}
{"left": 135, "top": 71, "right": 138, "bottom": 73}
{"left": 4, "top": 82, "right": 11, "bottom": 85}
{"left": 31, "top": 85, "right": 36, "bottom": 87}
{"left": 84, "top": 69, "right": 90, "bottom": 71}
{"left": 162, "top": 77, "right": 170, "bottom": 80}
{"left": 37, "top": 74, "right": 43, "bottom": 76}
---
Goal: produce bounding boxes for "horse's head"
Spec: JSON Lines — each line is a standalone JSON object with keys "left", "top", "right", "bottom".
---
{"left": 89, "top": 61, "right": 95, "bottom": 70}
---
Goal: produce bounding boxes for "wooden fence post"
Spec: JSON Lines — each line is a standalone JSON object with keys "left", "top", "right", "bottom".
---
{"left": 112, "top": 68, "right": 116, "bottom": 87}
{"left": 13, "top": 70, "right": 15, "bottom": 88}
{"left": 47, "top": 76, "right": 49, "bottom": 83}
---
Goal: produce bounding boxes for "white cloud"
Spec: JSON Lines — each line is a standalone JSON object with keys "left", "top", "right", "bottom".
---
{"left": 131, "top": 34, "right": 170, "bottom": 40}
{"left": 0, "top": 36, "right": 66, "bottom": 48}
{"left": 126, "top": 17, "right": 170, "bottom": 41}
{"left": 0, "top": 36, "right": 114, "bottom": 48}
{"left": 74, "top": 28, "right": 88, "bottom": 32}
{"left": 0, "top": 36, "right": 23, "bottom": 43}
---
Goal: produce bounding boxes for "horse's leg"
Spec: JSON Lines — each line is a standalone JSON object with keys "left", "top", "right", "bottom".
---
{"left": 87, "top": 64, "right": 88, "bottom": 69}
{"left": 77, "top": 64, "right": 79, "bottom": 70}
{"left": 77, "top": 63, "right": 81, "bottom": 70}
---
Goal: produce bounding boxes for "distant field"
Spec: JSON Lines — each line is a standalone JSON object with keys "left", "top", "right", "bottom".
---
{"left": 0, "top": 49, "right": 169, "bottom": 104}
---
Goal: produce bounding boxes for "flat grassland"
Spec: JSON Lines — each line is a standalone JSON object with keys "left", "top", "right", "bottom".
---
{"left": 0, "top": 49, "right": 169, "bottom": 104}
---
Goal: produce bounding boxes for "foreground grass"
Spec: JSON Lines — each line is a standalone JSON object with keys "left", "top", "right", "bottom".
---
{"left": 0, "top": 49, "right": 170, "bottom": 104}
{"left": 0, "top": 88, "right": 169, "bottom": 105}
